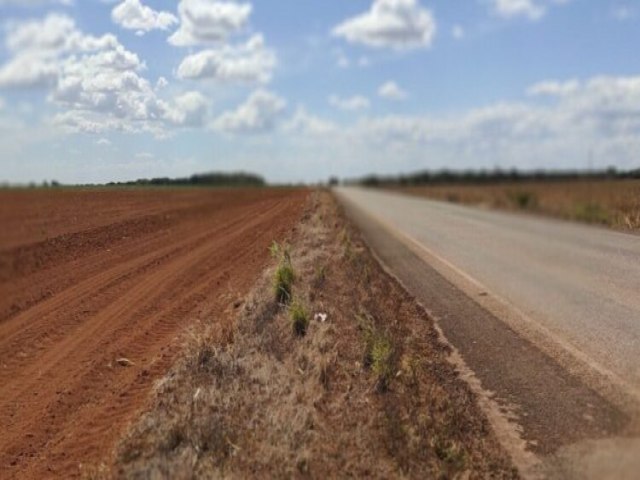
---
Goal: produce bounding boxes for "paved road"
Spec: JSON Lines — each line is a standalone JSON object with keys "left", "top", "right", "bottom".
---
{"left": 336, "top": 187, "right": 640, "bottom": 398}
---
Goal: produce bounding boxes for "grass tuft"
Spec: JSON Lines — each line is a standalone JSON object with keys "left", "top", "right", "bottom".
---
{"left": 573, "top": 202, "right": 610, "bottom": 224}
{"left": 271, "top": 241, "right": 294, "bottom": 304}
{"left": 290, "top": 299, "right": 309, "bottom": 336}
{"left": 358, "top": 314, "right": 394, "bottom": 392}
{"left": 508, "top": 190, "right": 537, "bottom": 209}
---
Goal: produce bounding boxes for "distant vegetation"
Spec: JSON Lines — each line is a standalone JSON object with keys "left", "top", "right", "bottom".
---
{"left": 348, "top": 167, "right": 640, "bottom": 187}
{"left": 106, "top": 171, "right": 265, "bottom": 188}
{"left": 365, "top": 168, "right": 640, "bottom": 230}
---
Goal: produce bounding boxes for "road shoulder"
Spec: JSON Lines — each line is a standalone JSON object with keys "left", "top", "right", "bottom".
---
{"left": 336, "top": 189, "right": 635, "bottom": 478}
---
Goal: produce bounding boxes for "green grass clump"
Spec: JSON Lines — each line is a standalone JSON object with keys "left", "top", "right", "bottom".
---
{"left": 358, "top": 314, "right": 394, "bottom": 391}
{"left": 290, "top": 300, "right": 309, "bottom": 336}
{"left": 271, "top": 241, "right": 294, "bottom": 304}
{"left": 508, "top": 190, "right": 537, "bottom": 209}
{"left": 573, "top": 202, "right": 610, "bottom": 225}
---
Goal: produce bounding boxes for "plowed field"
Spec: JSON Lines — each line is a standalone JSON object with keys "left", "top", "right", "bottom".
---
{"left": 0, "top": 187, "right": 308, "bottom": 479}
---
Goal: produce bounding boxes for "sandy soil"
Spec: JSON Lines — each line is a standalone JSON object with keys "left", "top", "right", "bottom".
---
{"left": 0, "top": 187, "right": 308, "bottom": 479}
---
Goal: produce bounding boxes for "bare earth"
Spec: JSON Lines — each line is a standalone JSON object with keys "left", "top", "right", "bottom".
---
{"left": 0, "top": 188, "right": 308, "bottom": 479}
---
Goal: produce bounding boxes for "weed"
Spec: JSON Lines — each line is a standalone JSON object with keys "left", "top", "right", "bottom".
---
{"left": 268, "top": 240, "right": 281, "bottom": 259}
{"left": 358, "top": 314, "right": 394, "bottom": 391}
{"left": 508, "top": 190, "right": 537, "bottom": 209}
{"left": 290, "top": 299, "right": 309, "bottom": 336}
{"left": 271, "top": 241, "right": 294, "bottom": 304}
{"left": 371, "top": 335, "right": 393, "bottom": 391}
{"left": 573, "top": 202, "right": 610, "bottom": 224}
{"left": 313, "top": 264, "right": 327, "bottom": 286}
{"left": 434, "top": 437, "right": 467, "bottom": 472}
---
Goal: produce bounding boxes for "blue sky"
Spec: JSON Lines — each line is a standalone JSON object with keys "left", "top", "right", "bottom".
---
{"left": 0, "top": 0, "right": 639, "bottom": 184}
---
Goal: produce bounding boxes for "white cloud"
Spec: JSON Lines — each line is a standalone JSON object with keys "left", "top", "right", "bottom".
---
{"left": 0, "top": 53, "right": 59, "bottom": 88}
{"left": 0, "top": 13, "right": 210, "bottom": 135}
{"left": 492, "top": 0, "right": 545, "bottom": 20}
{"left": 176, "top": 34, "right": 276, "bottom": 83}
{"left": 0, "top": 0, "right": 73, "bottom": 6}
{"left": 212, "top": 89, "right": 286, "bottom": 134}
{"left": 111, "top": 0, "right": 178, "bottom": 35}
{"left": 155, "top": 76, "right": 168, "bottom": 90}
{"left": 268, "top": 74, "right": 640, "bottom": 177}
{"left": 169, "top": 0, "right": 252, "bottom": 46}
{"left": 5, "top": 14, "right": 119, "bottom": 55}
{"left": 284, "top": 106, "right": 337, "bottom": 136}
{"left": 329, "top": 94, "right": 370, "bottom": 111}
{"left": 162, "top": 91, "right": 209, "bottom": 127}
{"left": 527, "top": 79, "right": 579, "bottom": 96}
{"left": 378, "top": 81, "right": 407, "bottom": 100}
{"left": 452, "top": 25, "right": 465, "bottom": 40}
{"left": 332, "top": 0, "right": 436, "bottom": 50}
{"left": 489, "top": 0, "right": 571, "bottom": 21}
{"left": 96, "top": 137, "right": 112, "bottom": 146}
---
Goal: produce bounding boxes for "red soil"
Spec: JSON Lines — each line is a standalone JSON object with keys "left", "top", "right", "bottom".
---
{"left": 0, "top": 187, "right": 308, "bottom": 479}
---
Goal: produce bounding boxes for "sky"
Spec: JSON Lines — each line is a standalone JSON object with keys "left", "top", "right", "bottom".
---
{"left": 0, "top": 0, "right": 639, "bottom": 184}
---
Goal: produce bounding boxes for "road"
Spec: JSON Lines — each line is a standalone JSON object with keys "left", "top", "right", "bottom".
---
{"left": 335, "top": 187, "right": 640, "bottom": 477}
{"left": 0, "top": 188, "right": 307, "bottom": 479}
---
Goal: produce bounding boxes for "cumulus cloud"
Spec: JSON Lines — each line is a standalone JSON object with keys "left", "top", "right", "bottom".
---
{"left": 111, "top": 0, "right": 178, "bottom": 35}
{"left": 176, "top": 34, "right": 276, "bottom": 83}
{"left": 332, "top": 0, "right": 436, "bottom": 50}
{"left": 169, "top": 0, "right": 252, "bottom": 46}
{"left": 0, "top": 13, "right": 210, "bottom": 134}
{"left": 212, "top": 89, "right": 286, "bottom": 134}
{"left": 378, "top": 81, "right": 407, "bottom": 100}
{"left": 343, "top": 74, "right": 640, "bottom": 169}
{"left": 163, "top": 91, "right": 209, "bottom": 127}
{"left": 0, "top": 54, "right": 59, "bottom": 88}
{"left": 329, "top": 94, "right": 370, "bottom": 111}
{"left": 284, "top": 106, "right": 337, "bottom": 136}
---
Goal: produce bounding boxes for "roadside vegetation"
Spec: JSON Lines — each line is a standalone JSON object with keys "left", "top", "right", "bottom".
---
{"left": 352, "top": 169, "right": 640, "bottom": 230}
{"left": 397, "top": 180, "right": 640, "bottom": 230}
{"left": 109, "top": 191, "right": 517, "bottom": 479}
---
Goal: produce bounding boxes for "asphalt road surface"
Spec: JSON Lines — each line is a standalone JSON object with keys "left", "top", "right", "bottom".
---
{"left": 335, "top": 187, "right": 640, "bottom": 478}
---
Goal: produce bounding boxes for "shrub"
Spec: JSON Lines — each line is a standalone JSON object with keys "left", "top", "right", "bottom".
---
{"left": 290, "top": 300, "right": 309, "bottom": 336}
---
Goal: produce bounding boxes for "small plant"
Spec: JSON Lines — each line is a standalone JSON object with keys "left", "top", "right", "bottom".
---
{"left": 269, "top": 240, "right": 281, "bottom": 259}
{"left": 313, "top": 264, "right": 327, "bottom": 286}
{"left": 273, "top": 261, "right": 294, "bottom": 304}
{"left": 508, "top": 190, "right": 537, "bottom": 209}
{"left": 271, "top": 241, "right": 294, "bottom": 304}
{"left": 434, "top": 437, "right": 467, "bottom": 472}
{"left": 290, "top": 299, "right": 309, "bottom": 336}
{"left": 573, "top": 202, "right": 610, "bottom": 225}
{"left": 358, "top": 313, "right": 394, "bottom": 391}
{"left": 371, "top": 335, "right": 393, "bottom": 391}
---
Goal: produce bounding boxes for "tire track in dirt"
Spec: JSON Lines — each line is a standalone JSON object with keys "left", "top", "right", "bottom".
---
{"left": 0, "top": 188, "right": 308, "bottom": 479}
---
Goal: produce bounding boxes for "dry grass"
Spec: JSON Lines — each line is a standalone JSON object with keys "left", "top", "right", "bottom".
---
{"left": 397, "top": 179, "right": 640, "bottom": 230}
{"left": 110, "top": 191, "right": 517, "bottom": 479}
